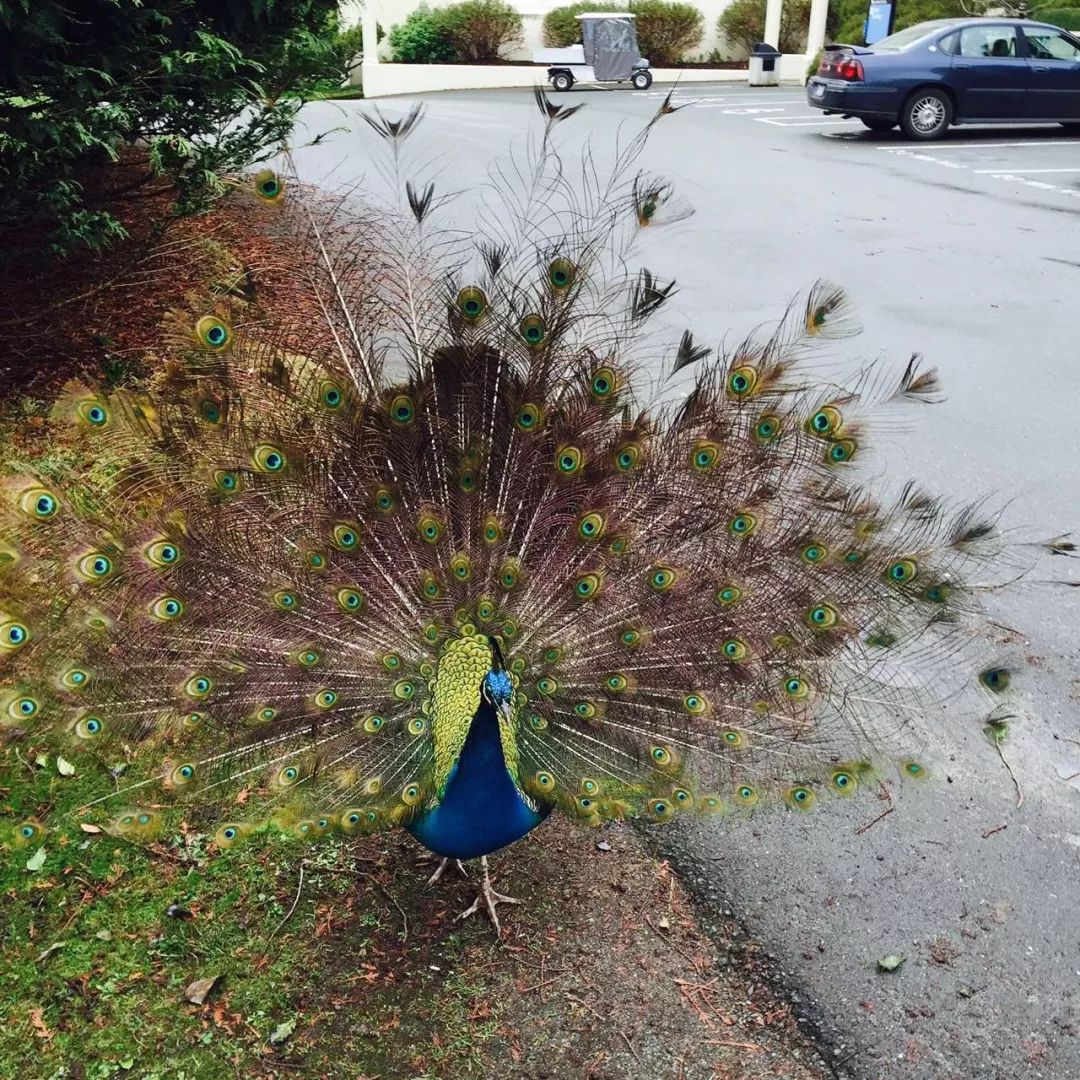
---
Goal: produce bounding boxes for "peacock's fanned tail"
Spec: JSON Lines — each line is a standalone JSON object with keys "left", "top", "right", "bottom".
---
{"left": 2, "top": 93, "right": 1020, "bottom": 850}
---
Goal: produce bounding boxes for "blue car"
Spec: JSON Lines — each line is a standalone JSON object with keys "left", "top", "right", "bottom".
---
{"left": 807, "top": 18, "right": 1080, "bottom": 139}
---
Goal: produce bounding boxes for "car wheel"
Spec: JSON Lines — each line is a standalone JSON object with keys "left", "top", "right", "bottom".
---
{"left": 551, "top": 71, "right": 573, "bottom": 92}
{"left": 631, "top": 70, "right": 653, "bottom": 90}
{"left": 900, "top": 88, "right": 952, "bottom": 141}
{"left": 860, "top": 118, "right": 896, "bottom": 132}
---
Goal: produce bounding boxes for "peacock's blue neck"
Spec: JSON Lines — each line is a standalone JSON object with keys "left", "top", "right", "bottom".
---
{"left": 407, "top": 701, "right": 550, "bottom": 860}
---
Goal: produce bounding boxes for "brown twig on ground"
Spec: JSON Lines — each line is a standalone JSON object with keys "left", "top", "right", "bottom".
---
{"left": 268, "top": 862, "right": 305, "bottom": 942}
{"left": 992, "top": 742, "right": 1024, "bottom": 808}
{"left": 982, "top": 823, "right": 1007, "bottom": 839}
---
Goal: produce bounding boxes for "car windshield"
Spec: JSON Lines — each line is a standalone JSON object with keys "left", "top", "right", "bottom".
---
{"left": 870, "top": 20, "right": 955, "bottom": 51}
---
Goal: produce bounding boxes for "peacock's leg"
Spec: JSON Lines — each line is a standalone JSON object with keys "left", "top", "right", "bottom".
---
{"left": 425, "top": 856, "right": 468, "bottom": 886}
{"left": 455, "top": 855, "right": 522, "bottom": 936}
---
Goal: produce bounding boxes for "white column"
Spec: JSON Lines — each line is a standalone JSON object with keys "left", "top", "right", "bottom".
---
{"left": 362, "top": 0, "right": 380, "bottom": 65}
{"left": 806, "top": 0, "right": 830, "bottom": 59}
{"left": 763, "top": 0, "right": 783, "bottom": 49}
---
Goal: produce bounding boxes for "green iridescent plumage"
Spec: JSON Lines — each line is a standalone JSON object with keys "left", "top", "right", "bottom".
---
{"left": 0, "top": 92, "right": 1034, "bottom": 883}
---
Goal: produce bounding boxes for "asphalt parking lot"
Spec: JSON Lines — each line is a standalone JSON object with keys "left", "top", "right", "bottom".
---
{"left": 294, "top": 85, "right": 1080, "bottom": 1080}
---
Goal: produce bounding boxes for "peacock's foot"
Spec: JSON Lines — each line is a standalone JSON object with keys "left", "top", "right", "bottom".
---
{"left": 425, "top": 856, "right": 468, "bottom": 886}
{"left": 455, "top": 855, "right": 522, "bottom": 938}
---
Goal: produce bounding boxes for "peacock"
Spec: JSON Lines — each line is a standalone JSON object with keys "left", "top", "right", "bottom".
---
{"left": 1, "top": 91, "right": 1040, "bottom": 936}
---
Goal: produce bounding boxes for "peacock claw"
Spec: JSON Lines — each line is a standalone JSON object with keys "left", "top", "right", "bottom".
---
{"left": 425, "top": 857, "right": 468, "bottom": 886}
{"left": 455, "top": 855, "right": 522, "bottom": 937}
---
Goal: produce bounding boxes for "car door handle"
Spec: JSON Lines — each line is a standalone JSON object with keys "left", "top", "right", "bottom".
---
{"left": 1032, "top": 64, "right": 1050, "bottom": 71}
{"left": 955, "top": 63, "right": 972, "bottom": 69}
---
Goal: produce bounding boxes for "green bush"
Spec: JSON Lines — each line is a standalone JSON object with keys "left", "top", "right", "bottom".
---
{"left": 543, "top": 1, "right": 704, "bottom": 65}
{"left": 717, "top": 0, "right": 811, "bottom": 54}
{"left": 389, "top": 0, "right": 522, "bottom": 63}
{"left": 1034, "top": 6, "right": 1080, "bottom": 28}
{"left": 388, "top": 4, "right": 457, "bottom": 62}
{"left": 630, "top": 0, "right": 705, "bottom": 63}
{"left": 717, "top": 0, "right": 840, "bottom": 57}
{"left": 440, "top": 0, "right": 524, "bottom": 61}
{"left": 0, "top": 0, "right": 349, "bottom": 256}
{"left": 833, "top": 0, "right": 966, "bottom": 45}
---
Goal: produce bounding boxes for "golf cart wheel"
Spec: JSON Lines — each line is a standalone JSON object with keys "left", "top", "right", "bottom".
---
{"left": 860, "top": 118, "right": 896, "bottom": 132}
{"left": 631, "top": 70, "right": 653, "bottom": 90}
{"left": 899, "top": 88, "right": 952, "bottom": 141}
{"left": 551, "top": 71, "right": 573, "bottom": 92}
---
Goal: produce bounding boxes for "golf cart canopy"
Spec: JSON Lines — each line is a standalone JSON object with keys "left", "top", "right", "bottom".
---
{"left": 577, "top": 13, "right": 643, "bottom": 81}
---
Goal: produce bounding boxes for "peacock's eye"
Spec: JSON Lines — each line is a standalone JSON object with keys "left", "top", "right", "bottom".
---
{"left": 320, "top": 381, "right": 344, "bottom": 409}
{"left": 337, "top": 587, "right": 363, "bottom": 612}
{"left": 145, "top": 539, "right": 181, "bottom": 567}
{"left": 590, "top": 367, "right": 618, "bottom": 400}
{"left": 77, "top": 552, "right": 114, "bottom": 581}
{"left": 272, "top": 589, "right": 299, "bottom": 611}
{"left": 980, "top": 667, "right": 1011, "bottom": 693}
{"left": 754, "top": 414, "right": 781, "bottom": 444}
{"left": 519, "top": 315, "right": 546, "bottom": 346}
{"left": 727, "top": 365, "right": 758, "bottom": 396}
{"left": 515, "top": 403, "right": 544, "bottom": 431}
{"left": 691, "top": 441, "right": 720, "bottom": 472}
{"left": 364, "top": 713, "right": 385, "bottom": 733}
{"left": 19, "top": 487, "right": 59, "bottom": 520}
{"left": 150, "top": 596, "right": 184, "bottom": 621}
{"left": 573, "top": 572, "right": 601, "bottom": 599}
{"left": 375, "top": 487, "right": 396, "bottom": 512}
{"left": 801, "top": 543, "right": 827, "bottom": 563}
{"left": 548, "top": 258, "right": 575, "bottom": 290}
{"left": 195, "top": 315, "right": 231, "bottom": 351}
{"left": 806, "top": 603, "right": 838, "bottom": 628}
{"left": 254, "top": 168, "right": 284, "bottom": 202}
{"left": 556, "top": 446, "right": 584, "bottom": 475}
{"left": 76, "top": 399, "right": 109, "bottom": 427}
{"left": 213, "top": 470, "right": 240, "bottom": 493}
{"left": 252, "top": 443, "right": 286, "bottom": 473}
{"left": 185, "top": 676, "right": 212, "bottom": 698}
{"left": 647, "top": 566, "right": 677, "bottom": 591}
{"left": 682, "top": 693, "right": 707, "bottom": 715}
{"left": 316, "top": 690, "right": 338, "bottom": 709}
{"left": 886, "top": 558, "right": 918, "bottom": 584}
{"left": 456, "top": 286, "right": 488, "bottom": 320}
{"left": 807, "top": 404, "right": 842, "bottom": 437}
{"left": 389, "top": 394, "right": 415, "bottom": 425}
{"left": 199, "top": 399, "right": 222, "bottom": 423}
{"left": 716, "top": 585, "right": 742, "bottom": 605}
{"left": 728, "top": 512, "right": 757, "bottom": 537}
{"left": 827, "top": 439, "right": 857, "bottom": 464}
{"left": 417, "top": 513, "right": 442, "bottom": 543}
{"left": 720, "top": 638, "right": 747, "bottom": 661}
{"left": 0, "top": 619, "right": 30, "bottom": 650}
{"left": 331, "top": 523, "right": 360, "bottom": 551}
{"left": 613, "top": 443, "right": 641, "bottom": 472}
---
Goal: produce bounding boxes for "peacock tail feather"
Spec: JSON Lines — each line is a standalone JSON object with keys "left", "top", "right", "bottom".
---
{"left": 0, "top": 92, "right": 1027, "bottom": 851}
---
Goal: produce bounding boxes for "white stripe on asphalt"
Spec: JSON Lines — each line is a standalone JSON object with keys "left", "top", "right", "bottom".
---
{"left": 879, "top": 140, "right": 1080, "bottom": 150}
{"left": 757, "top": 117, "right": 856, "bottom": 126}
{"left": 973, "top": 166, "right": 1080, "bottom": 174}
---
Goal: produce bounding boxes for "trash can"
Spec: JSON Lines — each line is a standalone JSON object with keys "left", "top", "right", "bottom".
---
{"left": 748, "top": 42, "right": 782, "bottom": 87}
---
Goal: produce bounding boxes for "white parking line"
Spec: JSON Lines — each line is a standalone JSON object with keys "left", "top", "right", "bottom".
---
{"left": 973, "top": 166, "right": 1080, "bottom": 174}
{"left": 757, "top": 117, "right": 856, "bottom": 126}
{"left": 878, "top": 140, "right": 1080, "bottom": 150}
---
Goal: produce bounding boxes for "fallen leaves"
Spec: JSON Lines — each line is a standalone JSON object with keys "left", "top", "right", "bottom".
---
{"left": 269, "top": 1017, "right": 297, "bottom": 1046}
{"left": 184, "top": 976, "right": 221, "bottom": 1006}
{"left": 877, "top": 953, "right": 907, "bottom": 973}
{"left": 25, "top": 846, "right": 46, "bottom": 872}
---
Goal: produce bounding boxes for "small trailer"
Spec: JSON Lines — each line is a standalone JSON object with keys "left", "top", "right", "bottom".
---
{"left": 533, "top": 13, "right": 653, "bottom": 91}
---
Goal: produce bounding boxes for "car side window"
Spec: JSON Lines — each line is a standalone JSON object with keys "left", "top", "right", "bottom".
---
{"left": 958, "top": 25, "right": 1018, "bottom": 58}
{"left": 1024, "top": 28, "right": 1080, "bottom": 61}
{"left": 937, "top": 32, "right": 959, "bottom": 56}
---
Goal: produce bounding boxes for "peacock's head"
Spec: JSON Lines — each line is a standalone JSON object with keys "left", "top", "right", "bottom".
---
{"left": 481, "top": 668, "right": 513, "bottom": 722}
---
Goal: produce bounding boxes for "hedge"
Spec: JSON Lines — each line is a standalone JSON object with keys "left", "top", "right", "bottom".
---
{"left": 388, "top": 0, "right": 522, "bottom": 63}
{"left": 718, "top": 0, "right": 816, "bottom": 55}
{"left": 543, "top": 1, "right": 704, "bottom": 65}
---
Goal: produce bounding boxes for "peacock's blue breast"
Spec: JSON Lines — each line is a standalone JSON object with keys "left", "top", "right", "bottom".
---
{"left": 408, "top": 702, "right": 550, "bottom": 860}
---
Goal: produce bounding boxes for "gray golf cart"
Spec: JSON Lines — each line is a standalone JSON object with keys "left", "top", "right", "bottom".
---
{"left": 532, "top": 13, "right": 653, "bottom": 91}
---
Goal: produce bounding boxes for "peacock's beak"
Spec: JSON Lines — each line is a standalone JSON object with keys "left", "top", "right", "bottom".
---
{"left": 496, "top": 698, "right": 512, "bottom": 726}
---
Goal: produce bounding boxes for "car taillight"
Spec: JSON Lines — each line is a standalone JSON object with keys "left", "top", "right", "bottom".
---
{"left": 818, "top": 54, "right": 865, "bottom": 81}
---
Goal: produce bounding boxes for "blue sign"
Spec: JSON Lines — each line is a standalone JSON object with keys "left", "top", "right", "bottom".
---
{"left": 864, "top": 0, "right": 894, "bottom": 44}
